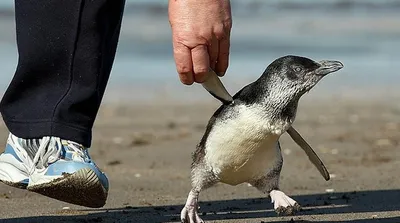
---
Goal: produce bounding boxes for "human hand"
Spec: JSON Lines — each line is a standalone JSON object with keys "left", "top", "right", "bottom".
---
{"left": 168, "top": 0, "right": 232, "bottom": 85}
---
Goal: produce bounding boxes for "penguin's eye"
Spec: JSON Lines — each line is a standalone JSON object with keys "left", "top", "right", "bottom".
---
{"left": 292, "top": 66, "right": 302, "bottom": 72}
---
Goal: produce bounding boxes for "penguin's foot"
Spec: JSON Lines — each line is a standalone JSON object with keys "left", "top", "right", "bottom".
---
{"left": 181, "top": 190, "right": 205, "bottom": 223}
{"left": 270, "top": 190, "right": 301, "bottom": 216}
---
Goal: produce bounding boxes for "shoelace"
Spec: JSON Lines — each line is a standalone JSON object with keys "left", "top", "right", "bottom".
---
{"left": 10, "top": 134, "right": 89, "bottom": 174}
{"left": 34, "top": 137, "right": 88, "bottom": 170}
{"left": 32, "top": 137, "right": 61, "bottom": 170}
{"left": 12, "top": 135, "right": 87, "bottom": 172}
{"left": 64, "top": 140, "right": 89, "bottom": 163}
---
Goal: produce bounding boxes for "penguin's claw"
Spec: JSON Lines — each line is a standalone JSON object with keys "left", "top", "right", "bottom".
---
{"left": 180, "top": 206, "right": 205, "bottom": 223}
{"left": 270, "top": 190, "right": 301, "bottom": 216}
{"left": 181, "top": 191, "right": 205, "bottom": 223}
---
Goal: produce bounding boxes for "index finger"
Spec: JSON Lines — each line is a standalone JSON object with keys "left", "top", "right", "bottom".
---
{"left": 172, "top": 41, "right": 194, "bottom": 85}
{"left": 191, "top": 44, "right": 210, "bottom": 83}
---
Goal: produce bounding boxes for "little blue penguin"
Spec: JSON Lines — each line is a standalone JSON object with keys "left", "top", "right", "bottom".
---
{"left": 180, "top": 55, "right": 344, "bottom": 223}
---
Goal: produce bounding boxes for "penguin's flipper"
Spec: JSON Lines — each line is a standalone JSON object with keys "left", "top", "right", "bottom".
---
{"left": 201, "top": 69, "right": 234, "bottom": 105}
{"left": 286, "top": 126, "right": 330, "bottom": 181}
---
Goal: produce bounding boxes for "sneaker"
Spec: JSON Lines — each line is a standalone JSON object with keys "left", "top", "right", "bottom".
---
{"left": 0, "top": 133, "right": 109, "bottom": 208}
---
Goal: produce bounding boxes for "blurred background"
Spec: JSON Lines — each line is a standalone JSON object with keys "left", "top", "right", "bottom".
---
{"left": 1, "top": 1, "right": 400, "bottom": 220}
{"left": 0, "top": 0, "right": 399, "bottom": 103}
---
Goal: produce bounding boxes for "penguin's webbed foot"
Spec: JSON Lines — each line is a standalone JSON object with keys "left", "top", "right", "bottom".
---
{"left": 270, "top": 190, "right": 301, "bottom": 216}
{"left": 181, "top": 190, "right": 205, "bottom": 223}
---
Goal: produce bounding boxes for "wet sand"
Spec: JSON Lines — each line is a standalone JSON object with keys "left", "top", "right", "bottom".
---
{"left": 1, "top": 94, "right": 400, "bottom": 223}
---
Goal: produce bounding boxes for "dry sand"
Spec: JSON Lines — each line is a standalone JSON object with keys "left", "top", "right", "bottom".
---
{"left": 1, "top": 94, "right": 400, "bottom": 223}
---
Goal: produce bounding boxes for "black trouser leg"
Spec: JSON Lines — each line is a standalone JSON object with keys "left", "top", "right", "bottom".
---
{"left": 0, "top": 0, "right": 126, "bottom": 147}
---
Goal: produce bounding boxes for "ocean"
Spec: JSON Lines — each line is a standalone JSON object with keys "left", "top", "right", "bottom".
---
{"left": 0, "top": 0, "right": 399, "bottom": 102}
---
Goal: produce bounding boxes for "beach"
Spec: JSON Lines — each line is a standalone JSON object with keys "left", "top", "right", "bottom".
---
{"left": 1, "top": 94, "right": 400, "bottom": 222}
{"left": 1, "top": 1, "right": 400, "bottom": 222}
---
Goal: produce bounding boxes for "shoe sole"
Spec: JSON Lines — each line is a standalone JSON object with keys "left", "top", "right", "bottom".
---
{"left": 0, "top": 180, "right": 27, "bottom": 189}
{"left": 28, "top": 167, "right": 108, "bottom": 208}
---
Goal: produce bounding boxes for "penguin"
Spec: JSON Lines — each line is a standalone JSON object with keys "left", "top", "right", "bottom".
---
{"left": 180, "top": 55, "right": 344, "bottom": 223}
{"left": 203, "top": 66, "right": 331, "bottom": 182}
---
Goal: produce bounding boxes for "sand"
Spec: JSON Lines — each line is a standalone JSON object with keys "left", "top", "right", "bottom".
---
{"left": 1, "top": 94, "right": 400, "bottom": 223}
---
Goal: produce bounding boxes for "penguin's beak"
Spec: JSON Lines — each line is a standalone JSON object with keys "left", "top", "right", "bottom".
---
{"left": 315, "top": 60, "right": 344, "bottom": 76}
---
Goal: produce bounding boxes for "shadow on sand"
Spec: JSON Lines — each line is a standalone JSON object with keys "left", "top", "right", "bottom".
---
{"left": 3, "top": 189, "right": 400, "bottom": 223}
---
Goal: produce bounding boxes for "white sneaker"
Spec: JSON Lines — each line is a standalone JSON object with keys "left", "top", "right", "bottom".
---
{"left": 0, "top": 133, "right": 109, "bottom": 208}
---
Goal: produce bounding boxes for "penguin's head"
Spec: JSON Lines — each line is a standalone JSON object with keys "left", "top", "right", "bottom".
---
{"left": 263, "top": 55, "right": 343, "bottom": 98}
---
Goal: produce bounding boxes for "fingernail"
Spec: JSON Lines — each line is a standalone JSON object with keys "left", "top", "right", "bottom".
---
{"left": 179, "top": 72, "right": 194, "bottom": 85}
{"left": 182, "top": 80, "right": 194, "bottom": 85}
{"left": 218, "top": 72, "right": 225, "bottom": 77}
{"left": 195, "top": 73, "right": 208, "bottom": 83}
{"left": 196, "top": 76, "right": 207, "bottom": 83}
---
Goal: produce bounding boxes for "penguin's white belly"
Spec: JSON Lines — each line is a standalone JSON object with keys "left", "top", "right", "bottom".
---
{"left": 204, "top": 106, "right": 285, "bottom": 186}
